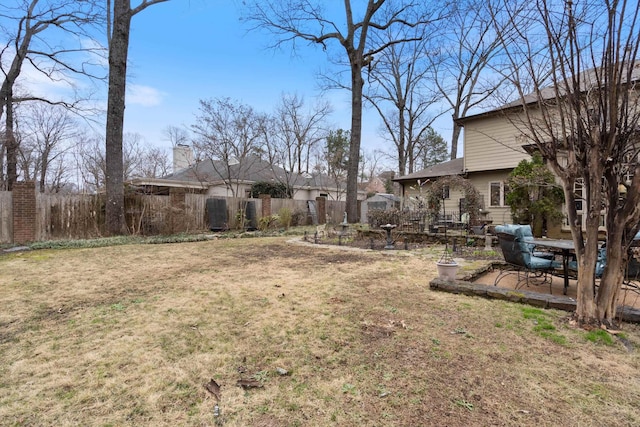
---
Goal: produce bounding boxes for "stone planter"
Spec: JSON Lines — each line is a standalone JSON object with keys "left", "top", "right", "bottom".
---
{"left": 436, "top": 261, "right": 459, "bottom": 281}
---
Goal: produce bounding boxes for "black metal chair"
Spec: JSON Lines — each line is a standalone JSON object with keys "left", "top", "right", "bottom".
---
{"left": 495, "top": 232, "right": 560, "bottom": 293}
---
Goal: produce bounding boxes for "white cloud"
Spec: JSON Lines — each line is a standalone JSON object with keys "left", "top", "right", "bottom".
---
{"left": 127, "top": 84, "right": 165, "bottom": 107}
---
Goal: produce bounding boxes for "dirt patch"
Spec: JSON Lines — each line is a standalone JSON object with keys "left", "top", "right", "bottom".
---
{"left": 0, "top": 237, "right": 639, "bottom": 426}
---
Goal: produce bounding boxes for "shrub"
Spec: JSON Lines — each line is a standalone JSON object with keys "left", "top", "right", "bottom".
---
{"left": 249, "top": 181, "right": 292, "bottom": 198}
{"left": 278, "top": 207, "right": 292, "bottom": 229}
{"left": 291, "top": 209, "right": 307, "bottom": 226}
{"left": 367, "top": 208, "right": 401, "bottom": 228}
{"left": 258, "top": 215, "right": 279, "bottom": 231}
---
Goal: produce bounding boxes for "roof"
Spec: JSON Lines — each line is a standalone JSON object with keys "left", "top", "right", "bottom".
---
{"left": 364, "top": 193, "right": 400, "bottom": 202}
{"left": 458, "top": 62, "right": 640, "bottom": 123}
{"left": 130, "top": 155, "right": 351, "bottom": 192}
{"left": 393, "top": 158, "right": 464, "bottom": 182}
{"left": 166, "top": 155, "right": 291, "bottom": 184}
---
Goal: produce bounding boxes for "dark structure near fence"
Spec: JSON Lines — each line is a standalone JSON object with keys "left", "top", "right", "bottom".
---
{"left": 207, "top": 198, "right": 228, "bottom": 231}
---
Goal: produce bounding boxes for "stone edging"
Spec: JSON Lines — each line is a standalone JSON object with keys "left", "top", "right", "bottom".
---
{"left": 430, "top": 278, "right": 640, "bottom": 323}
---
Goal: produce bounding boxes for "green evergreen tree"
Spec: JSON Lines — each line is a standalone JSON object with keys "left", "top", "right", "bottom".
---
{"left": 325, "top": 129, "right": 350, "bottom": 178}
{"left": 506, "top": 153, "right": 564, "bottom": 236}
{"left": 417, "top": 127, "right": 449, "bottom": 169}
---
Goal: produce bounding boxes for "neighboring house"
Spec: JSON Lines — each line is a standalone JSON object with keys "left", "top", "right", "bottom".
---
{"left": 130, "top": 148, "right": 365, "bottom": 202}
{"left": 361, "top": 176, "right": 386, "bottom": 195}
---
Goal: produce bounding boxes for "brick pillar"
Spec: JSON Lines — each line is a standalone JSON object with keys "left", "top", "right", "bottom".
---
{"left": 315, "top": 196, "right": 326, "bottom": 224}
{"left": 12, "top": 181, "right": 36, "bottom": 244}
{"left": 259, "top": 194, "right": 271, "bottom": 218}
{"left": 169, "top": 188, "right": 186, "bottom": 233}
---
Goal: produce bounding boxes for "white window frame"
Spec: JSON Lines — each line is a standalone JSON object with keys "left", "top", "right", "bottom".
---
{"left": 563, "top": 178, "right": 606, "bottom": 231}
{"left": 488, "top": 182, "right": 509, "bottom": 207}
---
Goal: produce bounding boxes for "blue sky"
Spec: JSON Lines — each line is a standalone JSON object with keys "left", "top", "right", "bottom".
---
{"left": 8, "top": 0, "right": 456, "bottom": 169}
{"left": 123, "top": 0, "right": 455, "bottom": 158}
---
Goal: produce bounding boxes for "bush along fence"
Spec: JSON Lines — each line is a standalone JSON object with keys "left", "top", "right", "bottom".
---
{"left": 0, "top": 182, "right": 348, "bottom": 244}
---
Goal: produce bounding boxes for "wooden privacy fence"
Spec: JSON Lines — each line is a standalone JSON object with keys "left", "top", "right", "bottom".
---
{"left": 36, "top": 193, "right": 105, "bottom": 240}
{"left": 0, "top": 187, "right": 350, "bottom": 243}
{"left": 270, "top": 198, "right": 346, "bottom": 224}
{"left": 34, "top": 193, "right": 209, "bottom": 241}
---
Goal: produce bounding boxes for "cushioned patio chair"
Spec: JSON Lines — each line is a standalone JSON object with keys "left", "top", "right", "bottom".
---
{"left": 568, "top": 246, "right": 606, "bottom": 279}
{"left": 568, "top": 238, "right": 639, "bottom": 295}
{"left": 495, "top": 224, "right": 555, "bottom": 260}
{"left": 495, "top": 231, "right": 560, "bottom": 293}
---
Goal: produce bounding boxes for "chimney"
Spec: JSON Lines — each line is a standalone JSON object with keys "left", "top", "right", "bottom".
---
{"left": 173, "top": 144, "right": 193, "bottom": 172}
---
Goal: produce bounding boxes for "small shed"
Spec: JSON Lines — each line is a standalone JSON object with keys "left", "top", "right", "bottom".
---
{"left": 361, "top": 193, "right": 400, "bottom": 224}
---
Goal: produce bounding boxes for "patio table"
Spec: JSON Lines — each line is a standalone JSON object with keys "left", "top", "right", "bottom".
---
{"left": 530, "top": 238, "right": 575, "bottom": 295}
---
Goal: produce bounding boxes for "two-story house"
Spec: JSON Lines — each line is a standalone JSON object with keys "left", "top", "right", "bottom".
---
{"left": 394, "top": 103, "right": 541, "bottom": 230}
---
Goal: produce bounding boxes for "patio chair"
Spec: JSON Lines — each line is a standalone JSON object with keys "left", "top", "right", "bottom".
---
{"left": 566, "top": 231, "right": 640, "bottom": 296}
{"left": 495, "top": 231, "right": 560, "bottom": 292}
{"left": 495, "top": 224, "right": 555, "bottom": 260}
{"left": 624, "top": 259, "right": 640, "bottom": 296}
{"left": 568, "top": 246, "right": 606, "bottom": 279}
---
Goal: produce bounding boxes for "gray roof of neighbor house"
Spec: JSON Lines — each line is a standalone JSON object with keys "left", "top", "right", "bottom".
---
{"left": 458, "top": 62, "right": 640, "bottom": 123}
{"left": 131, "top": 155, "right": 347, "bottom": 191}
{"left": 167, "top": 155, "right": 290, "bottom": 184}
{"left": 392, "top": 158, "right": 464, "bottom": 183}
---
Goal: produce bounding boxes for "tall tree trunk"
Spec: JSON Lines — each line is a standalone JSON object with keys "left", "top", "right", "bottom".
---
{"left": 574, "top": 158, "right": 604, "bottom": 324}
{"left": 39, "top": 153, "right": 48, "bottom": 193}
{"left": 5, "top": 95, "right": 17, "bottom": 191}
{"left": 105, "top": 1, "right": 132, "bottom": 235}
{"left": 450, "top": 121, "right": 462, "bottom": 160}
{"left": 397, "top": 103, "right": 407, "bottom": 175}
{"left": 346, "top": 61, "right": 364, "bottom": 223}
{"left": 597, "top": 232, "right": 625, "bottom": 324}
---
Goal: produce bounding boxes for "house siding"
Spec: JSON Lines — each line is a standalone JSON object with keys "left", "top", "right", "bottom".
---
{"left": 402, "top": 180, "right": 468, "bottom": 216}
{"left": 466, "top": 170, "right": 514, "bottom": 225}
{"left": 463, "top": 114, "right": 531, "bottom": 173}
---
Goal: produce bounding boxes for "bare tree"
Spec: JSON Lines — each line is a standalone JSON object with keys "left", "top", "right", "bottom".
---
{"left": 162, "top": 125, "right": 190, "bottom": 147}
{"left": 365, "top": 25, "right": 440, "bottom": 175}
{"left": 359, "top": 148, "right": 386, "bottom": 183}
{"left": 430, "top": 0, "right": 510, "bottom": 159}
{"left": 78, "top": 131, "right": 163, "bottom": 192}
{"left": 493, "top": 0, "right": 640, "bottom": 326}
{"left": 245, "top": 0, "right": 440, "bottom": 222}
{"left": 137, "top": 146, "right": 170, "bottom": 178}
{"left": 105, "top": 0, "right": 169, "bottom": 235}
{"left": 257, "top": 93, "right": 331, "bottom": 197}
{"left": 77, "top": 133, "right": 105, "bottom": 193}
{"left": 191, "top": 97, "right": 265, "bottom": 197}
{"left": 273, "top": 93, "right": 331, "bottom": 174}
{"left": 18, "top": 103, "right": 77, "bottom": 192}
{"left": 0, "top": 0, "right": 105, "bottom": 190}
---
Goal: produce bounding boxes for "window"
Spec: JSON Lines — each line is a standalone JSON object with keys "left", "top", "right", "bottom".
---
{"left": 442, "top": 185, "right": 450, "bottom": 200}
{"left": 565, "top": 178, "right": 606, "bottom": 231}
{"left": 489, "top": 182, "right": 509, "bottom": 207}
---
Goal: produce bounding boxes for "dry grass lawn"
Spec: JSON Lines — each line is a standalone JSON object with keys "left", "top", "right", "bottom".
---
{"left": 1, "top": 236, "right": 639, "bottom": 426}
